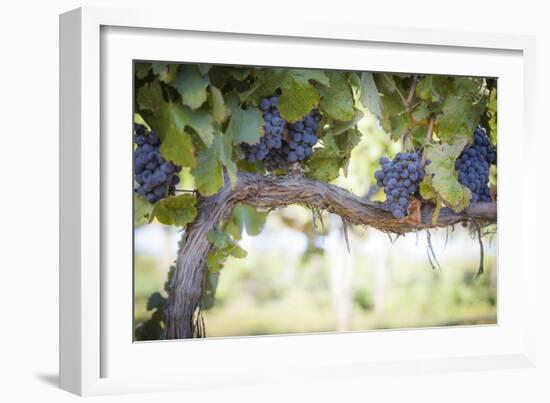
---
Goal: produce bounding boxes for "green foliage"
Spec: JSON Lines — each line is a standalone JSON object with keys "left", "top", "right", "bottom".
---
{"left": 225, "top": 204, "right": 268, "bottom": 240}
{"left": 306, "top": 128, "right": 362, "bottom": 181}
{"left": 150, "top": 194, "right": 197, "bottom": 226}
{"left": 279, "top": 76, "right": 319, "bottom": 122}
{"left": 277, "top": 69, "right": 331, "bottom": 122}
{"left": 416, "top": 76, "right": 450, "bottom": 103}
{"left": 191, "top": 141, "right": 224, "bottom": 196}
{"left": 134, "top": 264, "right": 175, "bottom": 341}
{"left": 359, "top": 72, "right": 382, "bottom": 119}
{"left": 200, "top": 271, "right": 220, "bottom": 310}
{"left": 422, "top": 141, "right": 472, "bottom": 213}
{"left": 173, "top": 65, "right": 210, "bottom": 110}
{"left": 225, "top": 94, "right": 264, "bottom": 145}
{"left": 206, "top": 228, "right": 248, "bottom": 272}
{"left": 209, "top": 86, "right": 229, "bottom": 124}
{"left": 374, "top": 74, "right": 409, "bottom": 139}
{"left": 319, "top": 72, "right": 354, "bottom": 121}
{"left": 435, "top": 77, "right": 485, "bottom": 144}
{"left": 134, "top": 194, "right": 153, "bottom": 226}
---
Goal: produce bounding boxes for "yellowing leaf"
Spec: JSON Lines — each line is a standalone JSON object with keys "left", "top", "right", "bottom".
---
{"left": 425, "top": 141, "right": 472, "bottom": 212}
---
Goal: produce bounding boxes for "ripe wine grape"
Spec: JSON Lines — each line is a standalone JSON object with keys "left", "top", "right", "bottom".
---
{"left": 242, "top": 95, "right": 321, "bottom": 171}
{"left": 455, "top": 126, "right": 496, "bottom": 204}
{"left": 134, "top": 123, "right": 182, "bottom": 204}
{"left": 374, "top": 151, "right": 426, "bottom": 219}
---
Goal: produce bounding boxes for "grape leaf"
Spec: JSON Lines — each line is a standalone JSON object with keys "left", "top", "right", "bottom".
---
{"left": 306, "top": 134, "right": 343, "bottom": 182}
{"left": 424, "top": 140, "right": 472, "bottom": 212}
{"left": 158, "top": 64, "right": 178, "bottom": 84}
{"left": 138, "top": 81, "right": 216, "bottom": 162}
{"left": 389, "top": 113, "right": 410, "bottom": 140}
{"left": 416, "top": 76, "right": 450, "bottom": 103}
{"left": 411, "top": 101, "right": 431, "bottom": 121}
{"left": 135, "top": 62, "right": 151, "bottom": 79}
{"left": 207, "top": 229, "right": 231, "bottom": 248}
{"left": 200, "top": 271, "right": 220, "bottom": 310}
{"left": 206, "top": 229, "right": 248, "bottom": 271}
{"left": 307, "top": 149, "right": 342, "bottom": 182}
{"left": 332, "top": 110, "right": 364, "bottom": 136}
{"left": 410, "top": 123, "right": 429, "bottom": 148}
{"left": 137, "top": 81, "right": 198, "bottom": 167}
{"left": 173, "top": 65, "right": 210, "bottom": 110}
{"left": 436, "top": 77, "right": 484, "bottom": 144}
{"left": 225, "top": 95, "right": 264, "bottom": 145}
{"left": 134, "top": 194, "right": 153, "bottom": 226}
{"left": 373, "top": 74, "right": 406, "bottom": 134}
{"left": 359, "top": 72, "right": 382, "bottom": 118}
{"left": 279, "top": 76, "right": 320, "bottom": 123}
{"left": 226, "top": 204, "right": 268, "bottom": 239}
{"left": 151, "top": 62, "right": 169, "bottom": 75}
{"left": 287, "top": 68, "right": 331, "bottom": 87}
{"left": 184, "top": 108, "right": 215, "bottom": 147}
{"left": 216, "top": 131, "right": 238, "bottom": 187}
{"left": 191, "top": 141, "right": 224, "bottom": 196}
{"left": 487, "top": 87, "right": 497, "bottom": 145}
{"left": 198, "top": 64, "right": 212, "bottom": 75}
{"left": 244, "top": 68, "right": 287, "bottom": 104}
{"left": 210, "top": 85, "right": 229, "bottom": 124}
{"left": 334, "top": 128, "right": 362, "bottom": 154}
{"left": 146, "top": 292, "right": 166, "bottom": 311}
{"left": 150, "top": 194, "right": 197, "bottom": 227}
{"left": 159, "top": 125, "right": 196, "bottom": 168}
{"left": 319, "top": 72, "right": 354, "bottom": 121}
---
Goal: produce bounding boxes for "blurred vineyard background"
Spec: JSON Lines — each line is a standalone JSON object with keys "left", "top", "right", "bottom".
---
{"left": 134, "top": 111, "right": 497, "bottom": 338}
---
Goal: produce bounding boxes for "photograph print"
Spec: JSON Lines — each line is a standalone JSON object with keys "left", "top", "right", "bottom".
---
{"left": 133, "top": 62, "right": 497, "bottom": 341}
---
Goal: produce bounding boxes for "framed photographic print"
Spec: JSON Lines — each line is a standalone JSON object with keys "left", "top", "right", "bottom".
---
{"left": 60, "top": 6, "right": 537, "bottom": 396}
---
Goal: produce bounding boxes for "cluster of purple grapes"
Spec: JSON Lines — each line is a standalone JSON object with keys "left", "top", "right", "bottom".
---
{"left": 374, "top": 151, "right": 426, "bottom": 219}
{"left": 455, "top": 127, "right": 496, "bottom": 203}
{"left": 242, "top": 95, "right": 320, "bottom": 170}
{"left": 243, "top": 96, "right": 285, "bottom": 162}
{"left": 134, "top": 123, "right": 182, "bottom": 204}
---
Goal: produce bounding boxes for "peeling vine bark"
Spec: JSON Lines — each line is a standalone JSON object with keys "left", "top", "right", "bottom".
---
{"left": 164, "top": 172, "right": 497, "bottom": 339}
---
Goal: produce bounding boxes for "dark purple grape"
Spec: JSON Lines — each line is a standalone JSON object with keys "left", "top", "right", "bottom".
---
{"left": 133, "top": 123, "right": 182, "bottom": 204}
{"left": 455, "top": 126, "right": 495, "bottom": 204}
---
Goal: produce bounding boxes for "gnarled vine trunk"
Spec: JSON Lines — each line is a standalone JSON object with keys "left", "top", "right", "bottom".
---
{"left": 164, "top": 172, "right": 497, "bottom": 339}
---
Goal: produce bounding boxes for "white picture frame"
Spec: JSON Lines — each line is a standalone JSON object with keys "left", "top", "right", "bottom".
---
{"left": 59, "top": 6, "right": 537, "bottom": 396}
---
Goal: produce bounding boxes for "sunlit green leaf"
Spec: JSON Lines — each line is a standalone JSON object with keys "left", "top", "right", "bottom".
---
{"left": 210, "top": 85, "right": 229, "bottom": 124}
{"left": 279, "top": 76, "right": 320, "bottom": 123}
{"left": 191, "top": 142, "right": 224, "bottom": 196}
{"left": 150, "top": 194, "right": 197, "bottom": 226}
{"left": 134, "top": 194, "right": 153, "bottom": 225}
